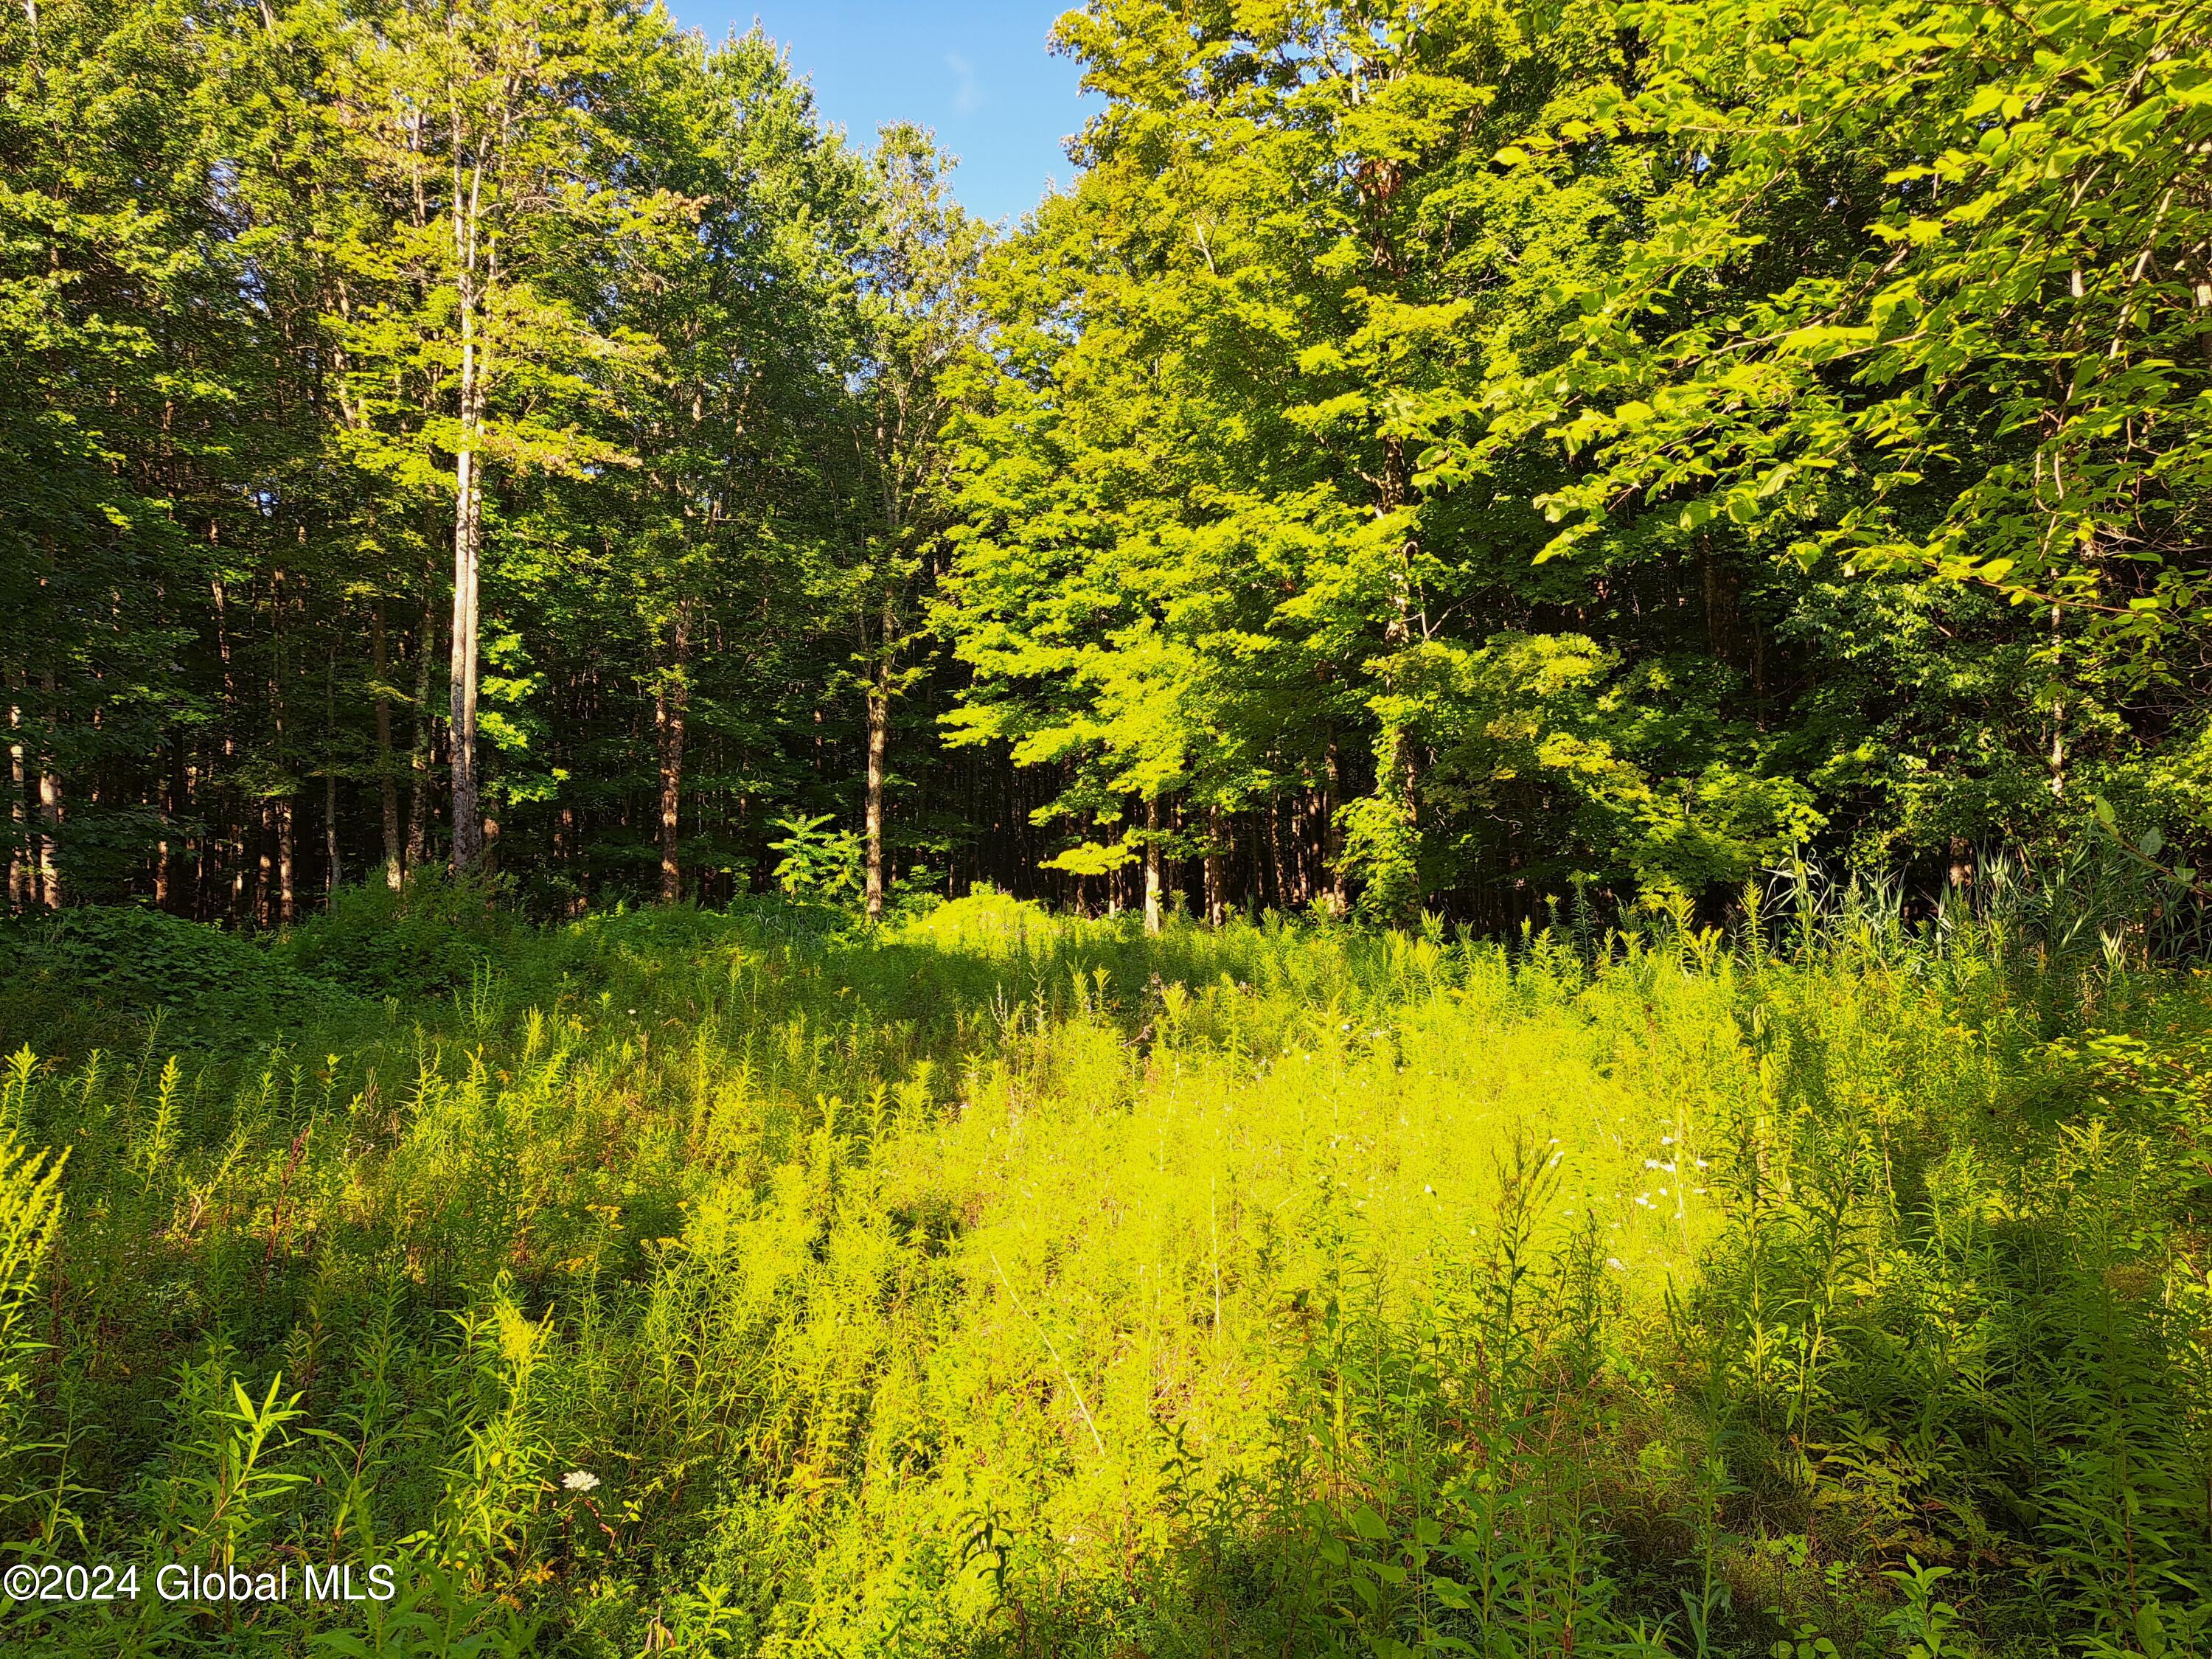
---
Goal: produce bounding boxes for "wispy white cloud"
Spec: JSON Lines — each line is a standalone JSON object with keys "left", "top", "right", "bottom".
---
{"left": 945, "top": 52, "right": 984, "bottom": 116}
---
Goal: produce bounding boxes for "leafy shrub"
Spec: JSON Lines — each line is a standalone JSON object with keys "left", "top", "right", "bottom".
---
{"left": 894, "top": 886, "right": 1057, "bottom": 954}
{"left": 0, "top": 905, "right": 344, "bottom": 1035}
{"left": 766, "top": 813, "right": 863, "bottom": 900}
{"left": 274, "top": 874, "right": 509, "bottom": 998}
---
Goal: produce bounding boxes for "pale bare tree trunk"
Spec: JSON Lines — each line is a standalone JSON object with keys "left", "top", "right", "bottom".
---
{"left": 256, "top": 804, "right": 272, "bottom": 925}
{"left": 1374, "top": 430, "right": 1424, "bottom": 917}
{"left": 448, "top": 164, "right": 487, "bottom": 873}
{"left": 655, "top": 604, "right": 690, "bottom": 904}
{"left": 1144, "top": 795, "right": 1163, "bottom": 936}
{"left": 2046, "top": 602, "right": 2066, "bottom": 799}
{"left": 1267, "top": 797, "right": 1289, "bottom": 909}
{"left": 1322, "top": 740, "right": 1348, "bottom": 911}
{"left": 6, "top": 690, "right": 26, "bottom": 913}
{"left": 154, "top": 723, "right": 170, "bottom": 907}
{"left": 1205, "top": 804, "right": 1226, "bottom": 927}
{"left": 210, "top": 573, "right": 236, "bottom": 917}
{"left": 863, "top": 658, "right": 890, "bottom": 921}
{"left": 271, "top": 568, "right": 295, "bottom": 923}
{"left": 448, "top": 432, "right": 483, "bottom": 871}
{"left": 373, "top": 599, "right": 402, "bottom": 888}
{"left": 276, "top": 797, "right": 296, "bottom": 924}
{"left": 324, "top": 771, "right": 341, "bottom": 902}
{"left": 407, "top": 579, "right": 435, "bottom": 872}
{"left": 35, "top": 671, "right": 60, "bottom": 909}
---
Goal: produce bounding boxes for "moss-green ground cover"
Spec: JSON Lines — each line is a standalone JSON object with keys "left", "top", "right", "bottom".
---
{"left": 0, "top": 890, "right": 2206, "bottom": 1657}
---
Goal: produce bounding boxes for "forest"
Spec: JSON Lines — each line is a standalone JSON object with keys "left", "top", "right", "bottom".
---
{"left": 4, "top": 0, "right": 2204, "bottom": 928}
{"left": 2, "top": 0, "right": 2211, "bottom": 1655}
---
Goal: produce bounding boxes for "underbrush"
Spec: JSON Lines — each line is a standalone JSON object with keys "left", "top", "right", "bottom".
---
{"left": 0, "top": 891, "right": 2205, "bottom": 1656}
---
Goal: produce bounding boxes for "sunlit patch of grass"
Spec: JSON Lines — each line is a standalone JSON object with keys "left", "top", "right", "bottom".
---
{"left": 0, "top": 891, "right": 2206, "bottom": 1656}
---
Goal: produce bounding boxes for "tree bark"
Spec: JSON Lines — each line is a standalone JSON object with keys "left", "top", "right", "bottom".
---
{"left": 448, "top": 170, "right": 488, "bottom": 874}
{"left": 35, "top": 671, "right": 60, "bottom": 909}
{"left": 1144, "top": 794, "right": 1163, "bottom": 936}
{"left": 276, "top": 796, "right": 296, "bottom": 924}
{"left": 448, "top": 433, "right": 484, "bottom": 871}
{"left": 324, "top": 771, "right": 341, "bottom": 903}
{"left": 1204, "top": 804, "right": 1226, "bottom": 928}
{"left": 256, "top": 804, "right": 272, "bottom": 926}
{"left": 373, "top": 599, "right": 402, "bottom": 888}
{"left": 1322, "top": 740, "right": 1348, "bottom": 911}
{"left": 2046, "top": 602, "right": 2066, "bottom": 799}
{"left": 6, "top": 683, "right": 26, "bottom": 912}
{"left": 407, "top": 578, "right": 436, "bottom": 872}
{"left": 863, "top": 658, "right": 890, "bottom": 920}
{"left": 655, "top": 604, "right": 691, "bottom": 903}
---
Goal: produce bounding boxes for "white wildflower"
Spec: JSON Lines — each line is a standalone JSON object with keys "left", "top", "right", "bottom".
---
{"left": 1606, "top": 1258, "right": 1627, "bottom": 1271}
{"left": 563, "top": 1470, "right": 600, "bottom": 1493}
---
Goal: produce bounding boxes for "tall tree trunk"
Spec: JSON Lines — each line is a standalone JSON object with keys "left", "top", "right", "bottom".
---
{"left": 1322, "top": 740, "right": 1348, "bottom": 911}
{"left": 256, "top": 804, "right": 272, "bottom": 926}
{"left": 1204, "top": 804, "right": 1226, "bottom": 928}
{"left": 1267, "top": 797, "right": 1289, "bottom": 910}
{"left": 868, "top": 390, "right": 902, "bottom": 922}
{"left": 1375, "top": 431, "right": 1425, "bottom": 918}
{"left": 210, "top": 568, "right": 235, "bottom": 919}
{"left": 863, "top": 655, "right": 890, "bottom": 921}
{"left": 1144, "top": 794, "right": 1163, "bottom": 936}
{"left": 272, "top": 570, "right": 294, "bottom": 923}
{"left": 323, "top": 647, "right": 341, "bottom": 903}
{"left": 2046, "top": 602, "right": 2066, "bottom": 799}
{"left": 448, "top": 437, "right": 483, "bottom": 871}
{"left": 276, "top": 797, "right": 296, "bottom": 924}
{"left": 6, "top": 683, "right": 25, "bottom": 912}
{"left": 324, "top": 771, "right": 341, "bottom": 902}
{"left": 373, "top": 599, "right": 402, "bottom": 888}
{"left": 655, "top": 603, "right": 690, "bottom": 904}
{"left": 407, "top": 579, "right": 436, "bottom": 871}
{"left": 35, "top": 671, "right": 60, "bottom": 909}
{"left": 448, "top": 240, "right": 487, "bottom": 872}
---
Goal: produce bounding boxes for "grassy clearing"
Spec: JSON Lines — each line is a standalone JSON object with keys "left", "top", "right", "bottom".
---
{"left": 0, "top": 888, "right": 2208, "bottom": 1657}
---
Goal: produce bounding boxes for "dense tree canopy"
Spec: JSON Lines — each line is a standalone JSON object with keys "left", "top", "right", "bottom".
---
{"left": 937, "top": 0, "right": 2212, "bottom": 924}
{"left": 4, "top": 0, "right": 2208, "bottom": 928}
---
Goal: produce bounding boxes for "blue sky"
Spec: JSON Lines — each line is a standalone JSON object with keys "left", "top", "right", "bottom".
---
{"left": 664, "top": 2, "right": 1101, "bottom": 226}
